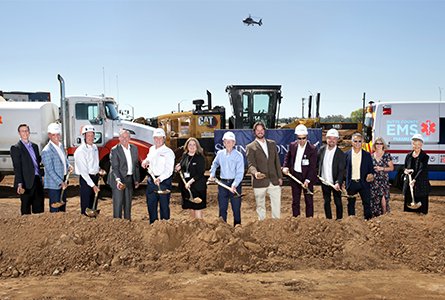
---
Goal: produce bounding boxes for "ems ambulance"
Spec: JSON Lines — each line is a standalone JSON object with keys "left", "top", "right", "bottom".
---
{"left": 372, "top": 101, "right": 445, "bottom": 186}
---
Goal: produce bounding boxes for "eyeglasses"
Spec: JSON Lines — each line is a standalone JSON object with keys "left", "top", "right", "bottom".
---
{"left": 375, "top": 142, "right": 383, "bottom": 145}
{"left": 352, "top": 140, "right": 362, "bottom": 143}
{"left": 297, "top": 137, "right": 307, "bottom": 140}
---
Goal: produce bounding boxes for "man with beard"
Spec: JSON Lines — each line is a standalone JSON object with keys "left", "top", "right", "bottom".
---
{"left": 246, "top": 121, "right": 283, "bottom": 220}
{"left": 317, "top": 128, "right": 345, "bottom": 220}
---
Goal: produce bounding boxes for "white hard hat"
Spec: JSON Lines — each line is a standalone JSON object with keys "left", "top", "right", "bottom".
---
{"left": 411, "top": 133, "right": 424, "bottom": 143}
{"left": 294, "top": 124, "right": 308, "bottom": 136}
{"left": 47, "top": 123, "right": 61, "bottom": 134}
{"left": 326, "top": 128, "right": 339, "bottom": 138}
{"left": 222, "top": 131, "right": 236, "bottom": 141}
{"left": 81, "top": 125, "right": 95, "bottom": 135}
{"left": 153, "top": 128, "right": 166, "bottom": 138}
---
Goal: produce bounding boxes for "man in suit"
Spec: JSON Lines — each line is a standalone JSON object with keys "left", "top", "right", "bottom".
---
{"left": 41, "top": 123, "right": 72, "bottom": 212}
{"left": 345, "top": 132, "right": 374, "bottom": 220}
{"left": 246, "top": 121, "right": 283, "bottom": 220}
{"left": 283, "top": 124, "right": 317, "bottom": 217}
{"left": 318, "top": 128, "right": 345, "bottom": 219}
{"left": 10, "top": 123, "right": 45, "bottom": 215}
{"left": 108, "top": 129, "right": 141, "bottom": 220}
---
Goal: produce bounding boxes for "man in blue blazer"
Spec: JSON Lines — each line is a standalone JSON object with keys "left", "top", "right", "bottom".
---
{"left": 10, "top": 123, "right": 45, "bottom": 215}
{"left": 41, "top": 123, "right": 72, "bottom": 212}
{"left": 345, "top": 133, "right": 375, "bottom": 220}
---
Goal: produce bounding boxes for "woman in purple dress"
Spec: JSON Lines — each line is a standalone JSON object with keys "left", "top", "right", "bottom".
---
{"left": 370, "top": 137, "right": 394, "bottom": 217}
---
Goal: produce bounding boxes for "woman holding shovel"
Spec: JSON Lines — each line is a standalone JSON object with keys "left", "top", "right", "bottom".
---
{"left": 175, "top": 137, "right": 206, "bottom": 219}
{"left": 403, "top": 134, "right": 430, "bottom": 215}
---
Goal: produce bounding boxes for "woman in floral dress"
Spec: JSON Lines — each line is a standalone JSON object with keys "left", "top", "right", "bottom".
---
{"left": 370, "top": 137, "right": 394, "bottom": 217}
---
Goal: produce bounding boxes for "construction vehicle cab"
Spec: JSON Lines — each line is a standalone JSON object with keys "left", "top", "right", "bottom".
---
{"left": 226, "top": 85, "right": 282, "bottom": 129}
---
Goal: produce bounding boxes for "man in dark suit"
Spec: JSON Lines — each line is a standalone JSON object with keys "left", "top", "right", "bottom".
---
{"left": 283, "top": 124, "right": 317, "bottom": 217}
{"left": 318, "top": 128, "right": 345, "bottom": 219}
{"left": 246, "top": 121, "right": 283, "bottom": 220}
{"left": 108, "top": 129, "right": 141, "bottom": 220}
{"left": 10, "top": 123, "right": 45, "bottom": 215}
{"left": 345, "top": 132, "right": 375, "bottom": 220}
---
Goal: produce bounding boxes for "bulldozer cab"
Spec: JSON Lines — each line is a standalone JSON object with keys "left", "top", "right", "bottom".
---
{"left": 226, "top": 85, "right": 281, "bottom": 129}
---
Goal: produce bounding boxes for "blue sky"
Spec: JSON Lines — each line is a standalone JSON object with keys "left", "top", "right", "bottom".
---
{"left": 1, "top": 0, "right": 444, "bottom": 119}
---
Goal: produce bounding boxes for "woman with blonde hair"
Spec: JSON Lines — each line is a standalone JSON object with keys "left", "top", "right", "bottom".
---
{"left": 175, "top": 137, "right": 207, "bottom": 219}
{"left": 370, "top": 137, "right": 394, "bottom": 216}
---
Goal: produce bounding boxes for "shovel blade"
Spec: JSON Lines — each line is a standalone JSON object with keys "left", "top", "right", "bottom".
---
{"left": 156, "top": 189, "right": 171, "bottom": 195}
{"left": 85, "top": 208, "right": 99, "bottom": 217}
{"left": 189, "top": 197, "right": 203, "bottom": 204}
{"left": 51, "top": 201, "right": 65, "bottom": 209}
{"left": 408, "top": 202, "right": 422, "bottom": 209}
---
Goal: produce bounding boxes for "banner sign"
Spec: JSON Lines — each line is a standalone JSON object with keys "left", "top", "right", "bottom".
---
{"left": 214, "top": 129, "right": 322, "bottom": 165}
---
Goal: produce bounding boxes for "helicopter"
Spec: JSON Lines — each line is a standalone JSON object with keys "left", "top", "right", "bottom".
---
{"left": 242, "top": 15, "right": 262, "bottom": 26}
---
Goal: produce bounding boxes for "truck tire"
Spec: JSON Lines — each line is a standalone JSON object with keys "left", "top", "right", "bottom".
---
{"left": 99, "top": 157, "right": 110, "bottom": 186}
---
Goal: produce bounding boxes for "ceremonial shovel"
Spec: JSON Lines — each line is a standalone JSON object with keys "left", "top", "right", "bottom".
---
{"left": 51, "top": 170, "right": 72, "bottom": 209}
{"left": 178, "top": 171, "right": 202, "bottom": 204}
{"left": 317, "top": 176, "right": 354, "bottom": 199}
{"left": 285, "top": 172, "right": 314, "bottom": 195}
{"left": 207, "top": 178, "right": 244, "bottom": 198}
{"left": 85, "top": 174, "right": 103, "bottom": 218}
{"left": 406, "top": 170, "right": 422, "bottom": 209}
{"left": 146, "top": 165, "right": 171, "bottom": 194}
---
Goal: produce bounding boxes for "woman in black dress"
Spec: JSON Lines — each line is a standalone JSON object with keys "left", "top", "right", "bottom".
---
{"left": 403, "top": 134, "right": 430, "bottom": 214}
{"left": 175, "top": 137, "right": 207, "bottom": 219}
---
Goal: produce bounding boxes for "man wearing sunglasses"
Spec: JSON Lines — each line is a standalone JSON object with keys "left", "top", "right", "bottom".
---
{"left": 344, "top": 132, "right": 374, "bottom": 220}
{"left": 283, "top": 124, "right": 317, "bottom": 217}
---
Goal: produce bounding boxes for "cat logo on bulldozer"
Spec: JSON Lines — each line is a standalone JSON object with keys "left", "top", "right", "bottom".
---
{"left": 198, "top": 116, "right": 217, "bottom": 127}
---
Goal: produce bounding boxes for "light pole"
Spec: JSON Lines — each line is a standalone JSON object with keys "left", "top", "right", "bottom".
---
{"left": 177, "top": 100, "right": 186, "bottom": 112}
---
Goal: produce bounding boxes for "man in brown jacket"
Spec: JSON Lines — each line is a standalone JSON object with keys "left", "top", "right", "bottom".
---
{"left": 246, "top": 121, "right": 283, "bottom": 220}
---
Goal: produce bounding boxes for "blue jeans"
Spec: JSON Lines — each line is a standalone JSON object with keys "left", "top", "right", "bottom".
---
{"left": 47, "top": 188, "right": 66, "bottom": 213}
{"left": 218, "top": 179, "right": 242, "bottom": 226}
{"left": 146, "top": 176, "right": 172, "bottom": 224}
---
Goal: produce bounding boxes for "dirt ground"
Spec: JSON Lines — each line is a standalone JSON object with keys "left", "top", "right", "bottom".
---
{"left": 0, "top": 175, "right": 444, "bottom": 300}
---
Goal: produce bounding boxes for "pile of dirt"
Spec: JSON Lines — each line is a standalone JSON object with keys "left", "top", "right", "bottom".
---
{"left": 1, "top": 210, "right": 444, "bottom": 278}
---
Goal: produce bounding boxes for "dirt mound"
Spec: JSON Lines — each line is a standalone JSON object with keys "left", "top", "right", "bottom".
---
{"left": 1, "top": 210, "right": 444, "bottom": 278}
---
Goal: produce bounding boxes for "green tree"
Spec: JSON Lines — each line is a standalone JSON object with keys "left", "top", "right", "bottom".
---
{"left": 350, "top": 108, "right": 364, "bottom": 123}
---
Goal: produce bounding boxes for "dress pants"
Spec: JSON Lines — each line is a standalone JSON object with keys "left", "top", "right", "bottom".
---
{"left": 112, "top": 175, "right": 134, "bottom": 220}
{"left": 218, "top": 179, "right": 242, "bottom": 226}
{"left": 321, "top": 184, "right": 343, "bottom": 219}
{"left": 347, "top": 180, "right": 372, "bottom": 220}
{"left": 290, "top": 173, "right": 314, "bottom": 217}
{"left": 146, "top": 176, "right": 172, "bottom": 224}
{"left": 253, "top": 183, "right": 281, "bottom": 220}
{"left": 79, "top": 174, "right": 99, "bottom": 215}
{"left": 20, "top": 175, "right": 44, "bottom": 215}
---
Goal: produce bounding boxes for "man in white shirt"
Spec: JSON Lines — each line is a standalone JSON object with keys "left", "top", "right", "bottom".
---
{"left": 317, "top": 129, "right": 345, "bottom": 219}
{"left": 141, "top": 128, "right": 175, "bottom": 224}
{"left": 246, "top": 121, "right": 283, "bottom": 220}
{"left": 74, "top": 125, "right": 103, "bottom": 215}
{"left": 108, "top": 129, "right": 140, "bottom": 220}
{"left": 282, "top": 124, "right": 317, "bottom": 217}
{"left": 41, "top": 123, "right": 72, "bottom": 212}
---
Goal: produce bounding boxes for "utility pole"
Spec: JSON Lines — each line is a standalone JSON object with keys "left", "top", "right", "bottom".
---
{"left": 301, "top": 98, "right": 305, "bottom": 118}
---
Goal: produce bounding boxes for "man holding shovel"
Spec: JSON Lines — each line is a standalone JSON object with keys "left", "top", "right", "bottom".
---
{"left": 74, "top": 125, "right": 104, "bottom": 216}
{"left": 317, "top": 128, "right": 346, "bottom": 220}
{"left": 208, "top": 131, "right": 245, "bottom": 226}
{"left": 41, "top": 123, "right": 72, "bottom": 212}
{"left": 246, "top": 121, "right": 283, "bottom": 220}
